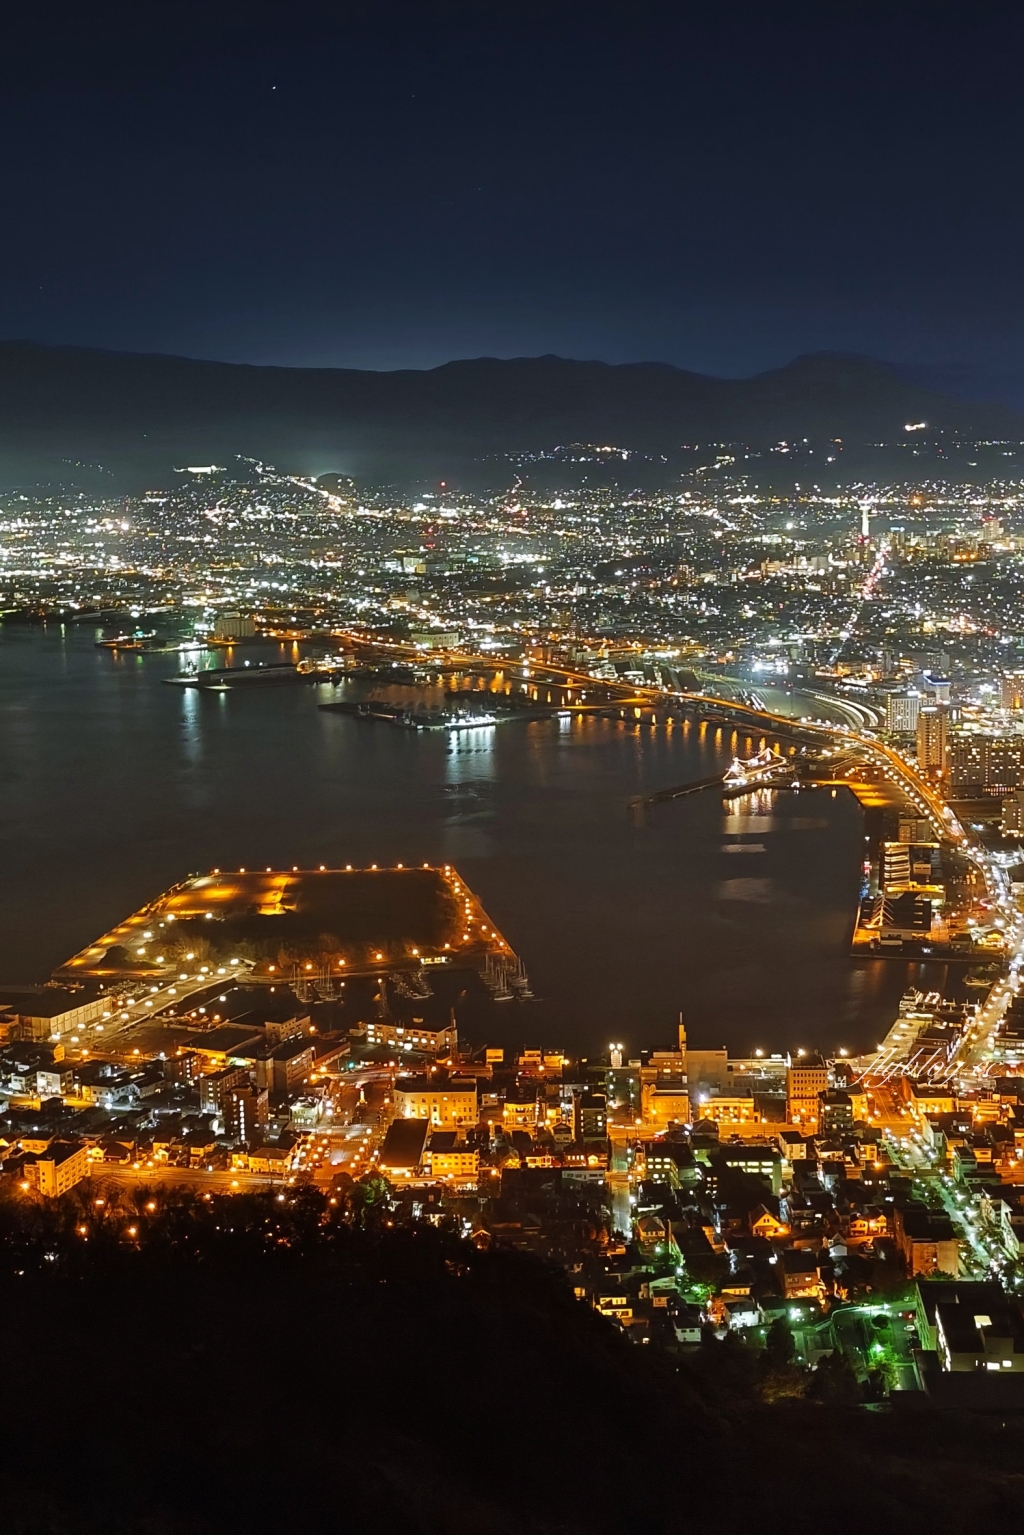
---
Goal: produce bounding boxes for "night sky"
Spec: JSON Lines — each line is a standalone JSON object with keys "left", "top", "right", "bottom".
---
{"left": 5, "top": 3, "right": 1024, "bottom": 385}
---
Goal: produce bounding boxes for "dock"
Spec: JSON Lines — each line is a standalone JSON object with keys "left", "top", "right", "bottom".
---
{"left": 628, "top": 747, "right": 798, "bottom": 813}
{"left": 163, "top": 663, "right": 303, "bottom": 688}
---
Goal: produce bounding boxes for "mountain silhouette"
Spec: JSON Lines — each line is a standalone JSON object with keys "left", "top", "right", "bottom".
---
{"left": 0, "top": 342, "right": 1019, "bottom": 486}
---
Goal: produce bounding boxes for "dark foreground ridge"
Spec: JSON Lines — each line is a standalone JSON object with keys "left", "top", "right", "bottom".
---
{"left": 0, "top": 342, "right": 1021, "bottom": 487}
{"left": 1, "top": 1183, "right": 1021, "bottom": 1535}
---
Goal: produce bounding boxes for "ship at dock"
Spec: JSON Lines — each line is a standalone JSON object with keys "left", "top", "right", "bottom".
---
{"left": 163, "top": 662, "right": 303, "bottom": 688}
{"left": 96, "top": 631, "right": 191, "bottom": 654}
{"left": 319, "top": 697, "right": 500, "bottom": 730}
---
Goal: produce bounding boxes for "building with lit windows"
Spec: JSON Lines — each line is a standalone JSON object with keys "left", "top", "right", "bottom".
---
{"left": 904, "top": 1080, "right": 956, "bottom": 1123}
{"left": 644, "top": 1087, "right": 692, "bottom": 1128}
{"left": 394, "top": 1073, "right": 478, "bottom": 1128}
{"left": 916, "top": 705, "right": 949, "bottom": 775}
{"left": 363, "top": 1019, "right": 457, "bottom": 1056}
{"left": 502, "top": 1083, "right": 540, "bottom": 1130}
{"left": 880, "top": 840, "right": 940, "bottom": 892}
{"left": 786, "top": 1054, "right": 829, "bottom": 1132}
{"left": 424, "top": 1132, "right": 479, "bottom": 1185}
{"left": 638, "top": 1140, "right": 700, "bottom": 1188}
{"left": 694, "top": 1094, "right": 757, "bottom": 1125}
{"left": 211, "top": 610, "right": 256, "bottom": 640}
{"left": 222, "top": 1083, "right": 268, "bottom": 1142}
{"left": 886, "top": 692, "right": 921, "bottom": 733}
{"left": 947, "top": 733, "right": 1024, "bottom": 796}
{"left": 31, "top": 1140, "right": 89, "bottom": 1197}
{"left": 720, "top": 1144, "right": 783, "bottom": 1195}
{"left": 1002, "top": 790, "right": 1024, "bottom": 834}
{"left": 574, "top": 1088, "right": 608, "bottom": 1142}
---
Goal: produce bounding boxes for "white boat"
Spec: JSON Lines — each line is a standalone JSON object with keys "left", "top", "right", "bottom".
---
{"left": 446, "top": 713, "right": 498, "bottom": 731}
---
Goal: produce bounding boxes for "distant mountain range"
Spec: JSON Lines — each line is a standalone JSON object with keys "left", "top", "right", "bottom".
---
{"left": 0, "top": 341, "right": 1021, "bottom": 489}
{"left": 895, "top": 361, "right": 1024, "bottom": 414}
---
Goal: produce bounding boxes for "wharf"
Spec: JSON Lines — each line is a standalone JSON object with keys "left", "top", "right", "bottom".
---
{"left": 629, "top": 778, "right": 809, "bottom": 814}
{"left": 163, "top": 663, "right": 302, "bottom": 688}
{"left": 628, "top": 774, "right": 727, "bottom": 811}
{"left": 628, "top": 749, "right": 802, "bottom": 812}
{"left": 318, "top": 698, "right": 563, "bottom": 727}
{"left": 53, "top": 864, "right": 525, "bottom": 1002}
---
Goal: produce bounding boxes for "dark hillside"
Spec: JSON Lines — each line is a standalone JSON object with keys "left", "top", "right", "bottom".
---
{"left": 0, "top": 1187, "right": 1021, "bottom": 1534}
{"left": 0, "top": 342, "right": 1019, "bottom": 488}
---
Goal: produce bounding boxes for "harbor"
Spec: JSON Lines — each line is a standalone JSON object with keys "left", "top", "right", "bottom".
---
{"left": 1, "top": 624, "right": 912, "bottom": 1056}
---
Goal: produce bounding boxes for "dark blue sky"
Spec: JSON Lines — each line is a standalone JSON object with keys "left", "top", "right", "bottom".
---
{"left": 5, "top": 2, "right": 1024, "bottom": 384}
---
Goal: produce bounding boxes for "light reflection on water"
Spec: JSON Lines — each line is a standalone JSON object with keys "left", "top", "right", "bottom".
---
{"left": 0, "top": 627, "right": 939, "bottom": 1054}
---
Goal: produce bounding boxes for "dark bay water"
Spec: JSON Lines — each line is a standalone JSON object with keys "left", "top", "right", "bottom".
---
{"left": 0, "top": 627, "right": 933, "bottom": 1055}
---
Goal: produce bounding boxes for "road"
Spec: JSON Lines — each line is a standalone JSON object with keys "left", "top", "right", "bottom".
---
{"left": 606, "top": 1131, "right": 634, "bottom": 1237}
{"left": 830, "top": 539, "right": 891, "bottom": 668}
{"left": 293, "top": 623, "right": 1024, "bottom": 1079}
{"left": 91, "top": 1164, "right": 285, "bottom": 1192}
{"left": 80, "top": 962, "right": 254, "bottom": 1046}
{"left": 884, "top": 1128, "right": 999, "bottom": 1279}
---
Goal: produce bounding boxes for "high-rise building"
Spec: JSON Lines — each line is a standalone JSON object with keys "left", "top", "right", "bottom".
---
{"left": 923, "top": 675, "right": 952, "bottom": 705}
{"left": 916, "top": 706, "right": 949, "bottom": 775}
{"left": 199, "top": 1064, "right": 249, "bottom": 1117}
{"left": 819, "top": 1090, "right": 854, "bottom": 1135}
{"left": 1002, "top": 791, "right": 1024, "bottom": 835}
{"left": 886, "top": 692, "right": 921, "bottom": 733}
{"left": 947, "top": 733, "right": 1024, "bottom": 796}
{"left": 222, "top": 1083, "right": 269, "bottom": 1142}
{"left": 1001, "top": 676, "right": 1024, "bottom": 712}
{"left": 574, "top": 1088, "right": 608, "bottom": 1143}
{"left": 786, "top": 1053, "right": 829, "bottom": 1132}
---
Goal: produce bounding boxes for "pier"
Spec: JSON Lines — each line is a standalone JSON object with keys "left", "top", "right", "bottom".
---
{"left": 163, "top": 663, "right": 303, "bottom": 688}
{"left": 627, "top": 747, "right": 797, "bottom": 814}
